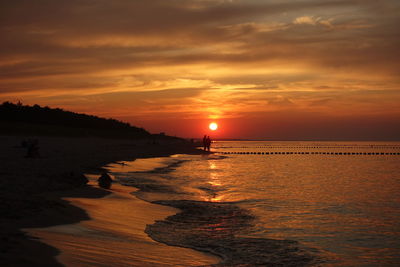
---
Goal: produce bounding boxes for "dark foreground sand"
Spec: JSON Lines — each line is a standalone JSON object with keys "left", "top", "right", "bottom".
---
{"left": 0, "top": 135, "right": 216, "bottom": 266}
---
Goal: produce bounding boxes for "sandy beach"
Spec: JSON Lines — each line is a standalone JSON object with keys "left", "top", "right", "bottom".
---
{"left": 26, "top": 180, "right": 219, "bottom": 266}
{"left": 0, "top": 135, "right": 215, "bottom": 266}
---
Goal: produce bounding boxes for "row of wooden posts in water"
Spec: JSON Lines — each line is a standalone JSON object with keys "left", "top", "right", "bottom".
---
{"left": 218, "top": 151, "right": 400, "bottom": 155}
{"left": 218, "top": 146, "right": 400, "bottom": 149}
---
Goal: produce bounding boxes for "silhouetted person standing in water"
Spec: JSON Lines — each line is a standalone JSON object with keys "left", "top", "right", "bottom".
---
{"left": 203, "top": 135, "right": 207, "bottom": 151}
{"left": 206, "top": 136, "right": 211, "bottom": 152}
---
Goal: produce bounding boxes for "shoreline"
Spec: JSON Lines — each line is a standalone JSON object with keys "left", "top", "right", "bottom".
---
{"left": 25, "top": 179, "right": 220, "bottom": 266}
{"left": 0, "top": 135, "right": 211, "bottom": 266}
{"left": 113, "top": 156, "right": 321, "bottom": 266}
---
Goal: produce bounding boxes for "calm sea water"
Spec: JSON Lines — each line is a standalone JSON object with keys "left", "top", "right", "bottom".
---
{"left": 109, "top": 141, "right": 400, "bottom": 266}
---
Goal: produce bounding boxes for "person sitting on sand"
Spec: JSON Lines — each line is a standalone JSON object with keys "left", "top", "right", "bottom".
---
{"left": 25, "top": 139, "right": 40, "bottom": 158}
{"left": 98, "top": 172, "right": 113, "bottom": 189}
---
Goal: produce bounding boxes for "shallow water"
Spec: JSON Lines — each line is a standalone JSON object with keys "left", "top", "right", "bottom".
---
{"left": 108, "top": 141, "right": 400, "bottom": 266}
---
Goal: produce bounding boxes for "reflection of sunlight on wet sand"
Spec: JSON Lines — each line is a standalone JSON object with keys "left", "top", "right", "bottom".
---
{"left": 26, "top": 180, "right": 219, "bottom": 267}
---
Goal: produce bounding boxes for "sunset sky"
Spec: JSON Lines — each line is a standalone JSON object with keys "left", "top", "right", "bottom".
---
{"left": 1, "top": 0, "right": 399, "bottom": 140}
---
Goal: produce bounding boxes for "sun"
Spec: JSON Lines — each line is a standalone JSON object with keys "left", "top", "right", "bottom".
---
{"left": 209, "top": 122, "right": 218, "bottom": 131}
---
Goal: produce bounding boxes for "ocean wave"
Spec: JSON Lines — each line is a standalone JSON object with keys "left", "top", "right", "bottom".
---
{"left": 113, "top": 155, "right": 323, "bottom": 266}
{"left": 146, "top": 200, "right": 321, "bottom": 266}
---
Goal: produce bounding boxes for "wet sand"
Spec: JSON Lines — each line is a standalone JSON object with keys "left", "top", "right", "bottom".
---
{"left": 26, "top": 180, "right": 219, "bottom": 266}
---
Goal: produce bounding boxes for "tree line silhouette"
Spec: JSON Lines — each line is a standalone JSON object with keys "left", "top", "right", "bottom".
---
{"left": 0, "top": 101, "right": 151, "bottom": 138}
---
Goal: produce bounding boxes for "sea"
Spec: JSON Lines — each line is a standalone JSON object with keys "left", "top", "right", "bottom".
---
{"left": 107, "top": 141, "right": 400, "bottom": 266}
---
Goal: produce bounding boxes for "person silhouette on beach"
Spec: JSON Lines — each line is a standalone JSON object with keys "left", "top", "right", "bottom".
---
{"left": 25, "top": 139, "right": 40, "bottom": 158}
{"left": 206, "top": 136, "right": 211, "bottom": 152}
{"left": 203, "top": 135, "right": 207, "bottom": 151}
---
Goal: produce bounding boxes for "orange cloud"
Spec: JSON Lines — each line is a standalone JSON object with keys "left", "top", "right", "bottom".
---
{"left": 0, "top": 0, "right": 399, "bottom": 139}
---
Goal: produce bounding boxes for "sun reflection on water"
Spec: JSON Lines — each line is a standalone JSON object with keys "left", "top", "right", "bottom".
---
{"left": 205, "top": 161, "right": 224, "bottom": 202}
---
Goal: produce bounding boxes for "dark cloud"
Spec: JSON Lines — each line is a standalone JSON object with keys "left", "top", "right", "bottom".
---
{"left": 1, "top": 0, "right": 398, "bottom": 73}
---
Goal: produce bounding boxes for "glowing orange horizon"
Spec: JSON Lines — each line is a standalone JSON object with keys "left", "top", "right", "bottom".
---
{"left": 1, "top": 1, "right": 398, "bottom": 141}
